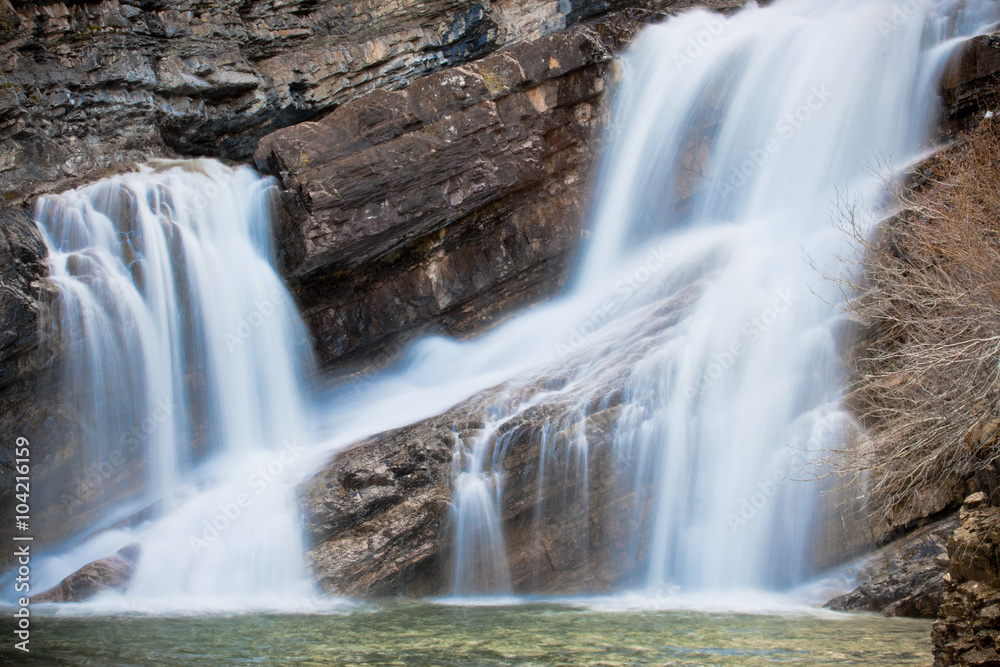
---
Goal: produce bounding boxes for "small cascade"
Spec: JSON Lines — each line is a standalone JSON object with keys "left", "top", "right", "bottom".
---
{"left": 31, "top": 160, "right": 316, "bottom": 604}
{"left": 451, "top": 426, "right": 513, "bottom": 595}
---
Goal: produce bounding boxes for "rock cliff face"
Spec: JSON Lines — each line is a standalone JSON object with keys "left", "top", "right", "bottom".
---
{"left": 254, "top": 12, "right": 651, "bottom": 366}
{"left": 300, "top": 407, "right": 462, "bottom": 597}
{"left": 942, "top": 32, "right": 1000, "bottom": 130}
{"left": 0, "top": 207, "right": 48, "bottom": 553}
{"left": 0, "top": 0, "right": 733, "bottom": 206}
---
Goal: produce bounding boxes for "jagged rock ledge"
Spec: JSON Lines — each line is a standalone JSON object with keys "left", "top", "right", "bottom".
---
{"left": 254, "top": 11, "right": 657, "bottom": 368}
{"left": 932, "top": 492, "right": 1000, "bottom": 666}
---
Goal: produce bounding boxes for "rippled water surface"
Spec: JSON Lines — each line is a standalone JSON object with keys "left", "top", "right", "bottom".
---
{"left": 1, "top": 602, "right": 932, "bottom": 666}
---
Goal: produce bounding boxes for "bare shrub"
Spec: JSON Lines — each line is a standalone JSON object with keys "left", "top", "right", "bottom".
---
{"left": 842, "top": 118, "right": 1000, "bottom": 528}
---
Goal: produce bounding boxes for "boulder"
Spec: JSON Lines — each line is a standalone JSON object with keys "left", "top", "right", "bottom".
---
{"left": 300, "top": 416, "right": 458, "bottom": 597}
{"left": 34, "top": 545, "right": 139, "bottom": 603}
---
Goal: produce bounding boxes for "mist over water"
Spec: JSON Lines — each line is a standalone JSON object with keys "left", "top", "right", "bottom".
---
{"left": 8, "top": 0, "right": 999, "bottom": 611}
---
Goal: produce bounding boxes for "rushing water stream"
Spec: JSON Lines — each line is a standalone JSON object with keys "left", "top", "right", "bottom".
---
{"left": 3, "top": 0, "right": 1000, "bottom": 660}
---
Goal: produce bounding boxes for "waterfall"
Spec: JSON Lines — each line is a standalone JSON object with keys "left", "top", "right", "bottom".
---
{"left": 444, "top": 0, "right": 1000, "bottom": 595}
{"left": 31, "top": 160, "right": 316, "bottom": 605}
{"left": 12, "top": 0, "right": 999, "bottom": 609}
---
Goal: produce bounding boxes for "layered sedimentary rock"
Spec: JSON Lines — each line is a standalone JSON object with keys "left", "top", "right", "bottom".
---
{"left": 0, "top": 207, "right": 48, "bottom": 552}
{"left": 942, "top": 31, "right": 1000, "bottom": 130}
{"left": 0, "top": 0, "right": 736, "bottom": 206}
{"left": 255, "top": 12, "right": 653, "bottom": 366}
{"left": 300, "top": 386, "right": 644, "bottom": 596}
{"left": 0, "top": 207, "right": 44, "bottom": 391}
{"left": 300, "top": 407, "right": 462, "bottom": 597}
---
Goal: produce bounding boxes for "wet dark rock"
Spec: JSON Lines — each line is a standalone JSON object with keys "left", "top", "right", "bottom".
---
{"left": 34, "top": 544, "right": 139, "bottom": 602}
{"left": 825, "top": 515, "right": 957, "bottom": 618}
{"left": 942, "top": 32, "right": 1000, "bottom": 131}
{"left": 0, "top": 206, "right": 45, "bottom": 387}
{"left": 0, "top": 205, "right": 50, "bottom": 570}
{"left": 297, "top": 296, "right": 695, "bottom": 597}
{"left": 300, "top": 417, "right": 458, "bottom": 597}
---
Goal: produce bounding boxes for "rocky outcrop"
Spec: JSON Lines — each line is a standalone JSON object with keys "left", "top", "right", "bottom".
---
{"left": 942, "top": 32, "right": 1000, "bottom": 131}
{"left": 255, "top": 12, "right": 652, "bottom": 366}
{"left": 932, "top": 492, "right": 1000, "bottom": 666}
{"left": 300, "top": 415, "right": 459, "bottom": 597}
{"left": 256, "top": 14, "right": 640, "bottom": 279}
{"left": 0, "top": 0, "right": 729, "bottom": 206}
{"left": 0, "top": 206, "right": 45, "bottom": 389}
{"left": 299, "top": 389, "right": 643, "bottom": 596}
{"left": 825, "top": 515, "right": 957, "bottom": 618}
{"left": 0, "top": 206, "right": 48, "bottom": 565}
{"left": 298, "top": 291, "right": 692, "bottom": 596}
{"left": 34, "top": 545, "right": 139, "bottom": 602}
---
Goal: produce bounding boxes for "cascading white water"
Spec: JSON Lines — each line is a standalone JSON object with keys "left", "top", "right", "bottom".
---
{"left": 451, "top": 425, "right": 513, "bottom": 595}
{"left": 30, "top": 160, "right": 316, "bottom": 605}
{"left": 445, "top": 0, "right": 1000, "bottom": 595}
{"left": 12, "top": 0, "right": 1000, "bottom": 610}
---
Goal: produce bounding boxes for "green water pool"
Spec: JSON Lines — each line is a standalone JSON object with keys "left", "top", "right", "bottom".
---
{"left": 0, "top": 601, "right": 933, "bottom": 666}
